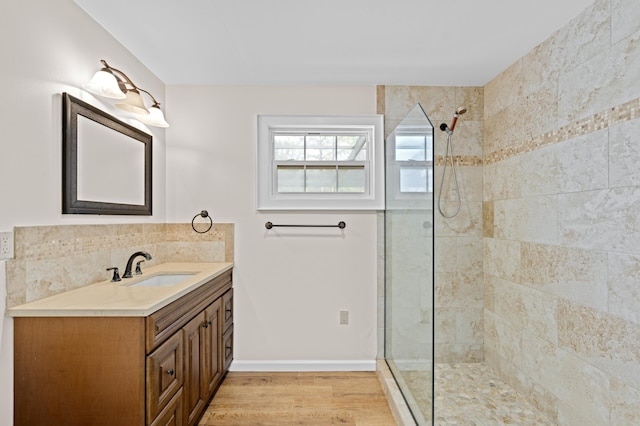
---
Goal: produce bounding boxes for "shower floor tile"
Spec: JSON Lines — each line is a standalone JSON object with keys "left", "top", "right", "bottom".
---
{"left": 400, "top": 363, "right": 554, "bottom": 425}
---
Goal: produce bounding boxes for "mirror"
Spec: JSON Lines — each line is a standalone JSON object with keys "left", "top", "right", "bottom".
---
{"left": 62, "top": 93, "right": 152, "bottom": 215}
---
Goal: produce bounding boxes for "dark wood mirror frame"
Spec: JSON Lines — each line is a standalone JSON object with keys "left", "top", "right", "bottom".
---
{"left": 62, "top": 92, "right": 152, "bottom": 215}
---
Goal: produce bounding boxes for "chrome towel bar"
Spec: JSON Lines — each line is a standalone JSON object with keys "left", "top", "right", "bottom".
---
{"left": 265, "top": 221, "right": 346, "bottom": 230}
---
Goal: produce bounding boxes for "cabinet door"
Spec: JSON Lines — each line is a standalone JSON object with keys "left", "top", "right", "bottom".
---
{"left": 183, "top": 311, "right": 206, "bottom": 425}
{"left": 203, "top": 298, "right": 222, "bottom": 397}
{"left": 222, "top": 288, "right": 233, "bottom": 332}
{"left": 146, "top": 331, "right": 183, "bottom": 423}
{"left": 222, "top": 325, "right": 234, "bottom": 372}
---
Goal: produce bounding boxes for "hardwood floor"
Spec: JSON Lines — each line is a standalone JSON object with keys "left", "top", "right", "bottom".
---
{"left": 198, "top": 371, "right": 397, "bottom": 425}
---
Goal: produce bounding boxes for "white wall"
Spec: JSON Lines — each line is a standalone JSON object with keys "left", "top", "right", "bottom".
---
{"left": 0, "top": 1, "right": 167, "bottom": 424}
{"left": 165, "top": 86, "right": 379, "bottom": 369}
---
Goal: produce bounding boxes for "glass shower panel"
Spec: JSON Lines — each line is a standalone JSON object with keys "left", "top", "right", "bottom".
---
{"left": 384, "top": 103, "right": 434, "bottom": 424}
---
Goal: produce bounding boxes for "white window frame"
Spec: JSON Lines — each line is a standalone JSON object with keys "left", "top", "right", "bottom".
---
{"left": 257, "top": 114, "right": 384, "bottom": 210}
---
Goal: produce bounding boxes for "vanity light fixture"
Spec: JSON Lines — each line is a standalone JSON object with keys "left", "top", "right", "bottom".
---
{"left": 85, "top": 59, "right": 169, "bottom": 128}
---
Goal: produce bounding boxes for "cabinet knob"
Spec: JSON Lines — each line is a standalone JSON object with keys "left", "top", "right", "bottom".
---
{"left": 167, "top": 369, "right": 175, "bottom": 376}
{"left": 202, "top": 321, "right": 211, "bottom": 329}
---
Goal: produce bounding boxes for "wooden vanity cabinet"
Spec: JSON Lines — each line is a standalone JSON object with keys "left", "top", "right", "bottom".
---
{"left": 14, "top": 269, "right": 233, "bottom": 426}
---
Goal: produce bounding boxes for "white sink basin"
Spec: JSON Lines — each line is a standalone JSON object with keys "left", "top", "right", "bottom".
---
{"left": 126, "top": 273, "right": 195, "bottom": 287}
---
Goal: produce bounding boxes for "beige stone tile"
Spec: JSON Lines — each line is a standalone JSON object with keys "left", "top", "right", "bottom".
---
{"left": 376, "top": 85, "right": 385, "bottom": 115}
{"left": 25, "top": 251, "right": 110, "bottom": 302}
{"left": 558, "top": 187, "right": 640, "bottom": 254}
{"left": 434, "top": 307, "right": 457, "bottom": 344}
{"left": 482, "top": 201, "right": 494, "bottom": 238}
{"left": 483, "top": 156, "right": 522, "bottom": 201}
{"left": 520, "top": 87, "right": 559, "bottom": 141}
{"left": 521, "top": 334, "right": 557, "bottom": 384}
{"left": 557, "top": 400, "right": 600, "bottom": 426}
{"left": 456, "top": 166, "right": 483, "bottom": 203}
{"left": 610, "top": 378, "right": 640, "bottom": 425}
{"left": 438, "top": 120, "right": 483, "bottom": 157}
{"left": 484, "top": 310, "right": 521, "bottom": 368}
{"left": 558, "top": 299, "right": 640, "bottom": 389}
{"left": 159, "top": 241, "right": 226, "bottom": 263}
{"left": 483, "top": 238, "right": 521, "bottom": 283}
{"left": 521, "top": 242, "right": 608, "bottom": 311}
{"left": 434, "top": 237, "right": 457, "bottom": 273}
{"left": 608, "top": 252, "right": 640, "bottom": 324}
{"left": 110, "top": 243, "right": 159, "bottom": 271}
{"left": 562, "top": 0, "right": 611, "bottom": 71}
{"left": 483, "top": 273, "right": 497, "bottom": 313}
{"left": 455, "top": 307, "right": 483, "bottom": 344}
{"left": 520, "top": 128, "right": 608, "bottom": 196}
{"left": 612, "top": 0, "right": 640, "bottom": 44}
{"left": 522, "top": 25, "right": 565, "bottom": 97}
{"left": 455, "top": 86, "right": 483, "bottom": 122}
{"left": 435, "top": 271, "right": 482, "bottom": 308}
{"left": 484, "top": 59, "right": 523, "bottom": 118}
{"left": 559, "top": 29, "right": 640, "bottom": 126}
{"left": 494, "top": 195, "right": 557, "bottom": 244}
{"left": 483, "top": 104, "right": 525, "bottom": 156}
{"left": 456, "top": 237, "right": 482, "bottom": 275}
{"left": 544, "top": 349, "right": 610, "bottom": 425}
{"left": 434, "top": 201, "right": 482, "bottom": 237}
{"left": 610, "top": 117, "right": 640, "bottom": 187}
{"left": 385, "top": 86, "right": 455, "bottom": 123}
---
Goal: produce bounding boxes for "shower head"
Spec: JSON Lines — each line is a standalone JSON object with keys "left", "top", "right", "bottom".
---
{"left": 449, "top": 106, "right": 467, "bottom": 132}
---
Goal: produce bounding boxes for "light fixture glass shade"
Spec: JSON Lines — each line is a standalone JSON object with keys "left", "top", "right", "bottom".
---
{"left": 115, "top": 90, "right": 149, "bottom": 115}
{"left": 84, "top": 70, "right": 126, "bottom": 99}
{"left": 138, "top": 105, "right": 170, "bottom": 128}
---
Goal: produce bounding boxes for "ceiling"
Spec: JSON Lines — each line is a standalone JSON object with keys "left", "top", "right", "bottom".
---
{"left": 74, "top": 0, "right": 594, "bottom": 87}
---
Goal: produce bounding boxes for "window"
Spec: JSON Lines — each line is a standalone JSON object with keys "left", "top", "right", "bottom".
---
{"left": 395, "top": 132, "right": 433, "bottom": 193}
{"left": 385, "top": 104, "right": 434, "bottom": 209}
{"left": 257, "top": 115, "right": 384, "bottom": 210}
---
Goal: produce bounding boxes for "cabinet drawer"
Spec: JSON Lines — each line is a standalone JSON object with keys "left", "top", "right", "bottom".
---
{"left": 147, "top": 331, "right": 183, "bottom": 423}
{"left": 222, "top": 325, "right": 233, "bottom": 372}
{"left": 222, "top": 288, "right": 233, "bottom": 332}
{"left": 149, "top": 388, "right": 183, "bottom": 426}
{"left": 147, "top": 270, "right": 232, "bottom": 352}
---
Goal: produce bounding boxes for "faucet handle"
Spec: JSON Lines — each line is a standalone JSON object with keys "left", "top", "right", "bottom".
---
{"left": 135, "top": 260, "right": 145, "bottom": 275}
{"left": 106, "top": 267, "right": 121, "bottom": 282}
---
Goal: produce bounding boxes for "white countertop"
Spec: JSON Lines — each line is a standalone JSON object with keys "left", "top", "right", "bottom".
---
{"left": 7, "top": 262, "right": 233, "bottom": 317}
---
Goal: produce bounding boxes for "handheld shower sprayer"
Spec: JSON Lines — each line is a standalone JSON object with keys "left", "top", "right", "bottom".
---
{"left": 440, "top": 106, "right": 467, "bottom": 134}
{"left": 437, "top": 106, "right": 468, "bottom": 218}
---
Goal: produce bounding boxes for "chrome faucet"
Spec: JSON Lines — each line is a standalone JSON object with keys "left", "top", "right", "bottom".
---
{"left": 122, "top": 251, "right": 152, "bottom": 278}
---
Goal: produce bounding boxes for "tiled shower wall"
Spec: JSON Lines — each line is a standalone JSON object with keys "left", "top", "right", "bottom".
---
{"left": 6, "top": 223, "right": 234, "bottom": 308}
{"left": 378, "top": 85, "right": 484, "bottom": 363}
{"left": 483, "top": 0, "right": 640, "bottom": 423}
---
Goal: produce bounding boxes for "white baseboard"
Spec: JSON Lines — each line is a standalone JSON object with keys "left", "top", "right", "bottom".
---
{"left": 229, "top": 360, "right": 376, "bottom": 372}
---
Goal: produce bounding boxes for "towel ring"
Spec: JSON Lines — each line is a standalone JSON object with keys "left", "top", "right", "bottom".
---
{"left": 192, "top": 210, "right": 213, "bottom": 234}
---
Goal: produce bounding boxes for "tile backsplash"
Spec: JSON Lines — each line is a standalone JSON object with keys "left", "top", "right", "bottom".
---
{"left": 6, "top": 223, "right": 233, "bottom": 308}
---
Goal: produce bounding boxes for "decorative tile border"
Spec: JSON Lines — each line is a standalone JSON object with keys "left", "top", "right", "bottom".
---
{"left": 485, "top": 97, "right": 640, "bottom": 165}
{"left": 434, "top": 155, "right": 484, "bottom": 167}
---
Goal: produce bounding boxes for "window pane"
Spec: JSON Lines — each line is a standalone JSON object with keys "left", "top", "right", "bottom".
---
{"left": 306, "top": 135, "right": 336, "bottom": 161}
{"left": 306, "top": 166, "right": 337, "bottom": 192}
{"left": 400, "top": 167, "right": 428, "bottom": 192}
{"left": 337, "top": 135, "right": 367, "bottom": 161}
{"left": 338, "top": 166, "right": 365, "bottom": 193}
{"left": 396, "top": 135, "right": 426, "bottom": 161}
{"left": 274, "top": 135, "right": 304, "bottom": 161}
{"left": 277, "top": 166, "right": 305, "bottom": 192}
{"left": 426, "top": 135, "right": 433, "bottom": 160}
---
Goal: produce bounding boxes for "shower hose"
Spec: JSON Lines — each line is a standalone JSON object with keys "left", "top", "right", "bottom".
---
{"left": 437, "top": 131, "right": 461, "bottom": 218}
